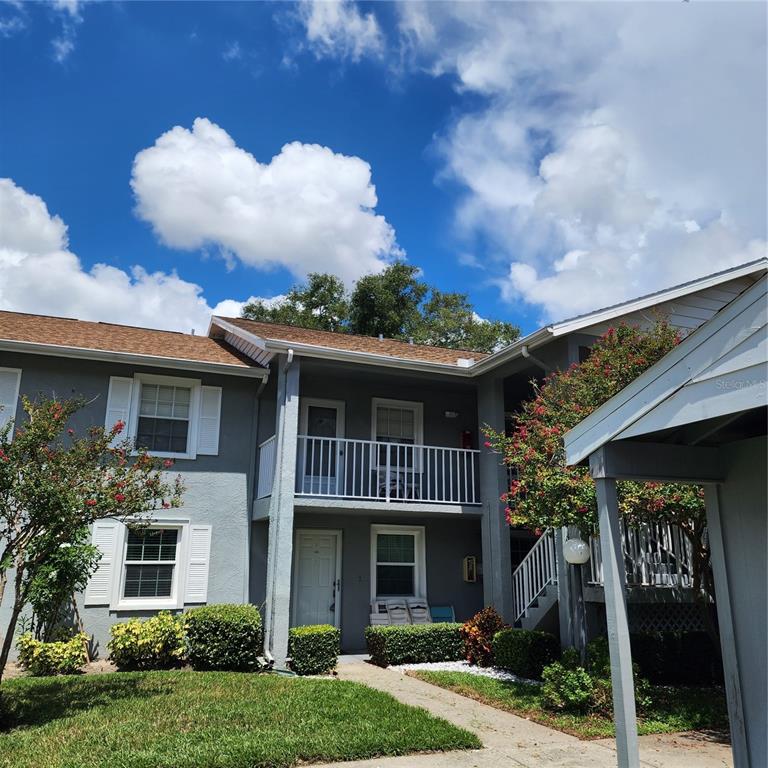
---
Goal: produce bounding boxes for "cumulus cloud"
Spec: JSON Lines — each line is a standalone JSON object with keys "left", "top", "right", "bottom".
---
{"left": 296, "top": 0, "right": 383, "bottom": 62}
{"left": 131, "top": 117, "right": 399, "bottom": 283}
{"left": 396, "top": 2, "right": 768, "bottom": 320}
{"left": 0, "top": 178, "right": 275, "bottom": 334}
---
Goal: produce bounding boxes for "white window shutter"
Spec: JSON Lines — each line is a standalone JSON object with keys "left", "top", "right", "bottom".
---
{"left": 196, "top": 386, "right": 222, "bottom": 455}
{"left": 184, "top": 525, "right": 212, "bottom": 603}
{"left": 105, "top": 377, "right": 133, "bottom": 446}
{"left": 84, "top": 521, "right": 120, "bottom": 606}
{"left": 0, "top": 368, "right": 21, "bottom": 438}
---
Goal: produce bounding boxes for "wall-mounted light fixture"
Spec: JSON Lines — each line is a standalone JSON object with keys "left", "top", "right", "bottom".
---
{"left": 463, "top": 556, "right": 477, "bottom": 582}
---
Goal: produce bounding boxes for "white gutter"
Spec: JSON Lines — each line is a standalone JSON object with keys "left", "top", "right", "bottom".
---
{"left": 0, "top": 339, "right": 269, "bottom": 379}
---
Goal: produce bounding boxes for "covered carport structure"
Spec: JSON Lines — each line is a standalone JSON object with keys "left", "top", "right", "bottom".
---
{"left": 564, "top": 273, "right": 767, "bottom": 768}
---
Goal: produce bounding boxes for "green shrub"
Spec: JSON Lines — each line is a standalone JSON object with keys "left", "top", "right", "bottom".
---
{"left": 492, "top": 628, "right": 560, "bottom": 680}
{"left": 541, "top": 661, "right": 594, "bottom": 712}
{"left": 185, "top": 603, "right": 263, "bottom": 671}
{"left": 108, "top": 612, "right": 186, "bottom": 670}
{"left": 366, "top": 623, "right": 464, "bottom": 667}
{"left": 16, "top": 632, "right": 88, "bottom": 676}
{"left": 288, "top": 624, "right": 340, "bottom": 675}
{"left": 460, "top": 607, "right": 506, "bottom": 666}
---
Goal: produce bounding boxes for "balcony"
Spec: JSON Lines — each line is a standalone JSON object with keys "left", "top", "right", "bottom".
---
{"left": 257, "top": 434, "right": 481, "bottom": 506}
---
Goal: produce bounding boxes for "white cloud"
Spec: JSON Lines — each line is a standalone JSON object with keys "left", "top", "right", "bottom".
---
{"left": 131, "top": 117, "right": 399, "bottom": 283}
{"left": 0, "top": 178, "right": 274, "bottom": 335}
{"left": 297, "top": 0, "right": 383, "bottom": 62}
{"left": 222, "top": 41, "right": 242, "bottom": 61}
{"left": 396, "top": 2, "right": 767, "bottom": 320}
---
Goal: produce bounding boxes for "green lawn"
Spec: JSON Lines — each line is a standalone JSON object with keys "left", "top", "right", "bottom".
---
{"left": 411, "top": 671, "right": 729, "bottom": 740}
{"left": 0, "top": 671, "right": 480, "bottom": 768}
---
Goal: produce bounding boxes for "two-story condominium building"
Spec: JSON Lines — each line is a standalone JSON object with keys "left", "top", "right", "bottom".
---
{"left": 0, "top": 258, "right": 765, "bottom": 665}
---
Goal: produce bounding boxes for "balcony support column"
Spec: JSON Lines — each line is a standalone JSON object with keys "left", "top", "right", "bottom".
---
{"left": 263, "top": 355, "right": 300, "bottom": 668}
{"left": 477, "top": 375, "right": 514, "bottom": 621}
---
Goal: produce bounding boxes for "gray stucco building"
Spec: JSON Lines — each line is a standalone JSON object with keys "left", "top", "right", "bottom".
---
{"left": 1, "top": 259, "right": 765, "bottom": 678}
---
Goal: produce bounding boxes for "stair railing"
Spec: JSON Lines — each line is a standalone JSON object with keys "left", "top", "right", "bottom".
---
{"left": 512, "top": 528, "right": 558, "bottom": 623}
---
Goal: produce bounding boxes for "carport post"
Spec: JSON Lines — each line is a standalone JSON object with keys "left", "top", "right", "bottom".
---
{"left": 595, "top": 476, "right": 639, "bottom": 768}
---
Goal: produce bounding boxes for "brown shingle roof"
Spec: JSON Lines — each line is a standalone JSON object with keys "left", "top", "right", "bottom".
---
{"left": 220, "top": 317, "right": 489, "bottom": 366}
{"left": 0, "top": 311, "right": 259, "bottom": 370}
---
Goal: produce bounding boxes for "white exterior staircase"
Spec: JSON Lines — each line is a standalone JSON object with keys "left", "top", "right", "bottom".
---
{"left": 511, "top": 522, "right": 695, "bottom": 631}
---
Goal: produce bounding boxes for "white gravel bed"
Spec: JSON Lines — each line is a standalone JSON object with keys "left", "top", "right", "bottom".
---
{"left": 390, "top": 659, "right": 541, "bottom": 685}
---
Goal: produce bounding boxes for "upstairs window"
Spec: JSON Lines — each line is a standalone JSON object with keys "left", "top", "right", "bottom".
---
{"left": 372, "top": 398, "right": 424, "bottom": 469}
{"left": 137, "top": 383, "right": 191, "bottom": 454}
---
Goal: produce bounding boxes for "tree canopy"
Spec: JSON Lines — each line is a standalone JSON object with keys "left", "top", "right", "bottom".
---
{"left": 241, "top": 262, "right": 519, "bottom": 353}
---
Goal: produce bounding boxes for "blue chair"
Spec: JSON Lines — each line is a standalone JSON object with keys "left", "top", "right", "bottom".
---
{"left": 430, "top": 605, "right": 455, "bottom": 623}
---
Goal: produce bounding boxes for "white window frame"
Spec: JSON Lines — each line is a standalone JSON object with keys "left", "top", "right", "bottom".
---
{"left": 370, "top": 524, "right": 426, "bottom": 601}
{"left": 371, "top": 398, "right": 424, "bottom": 472}
{"left": 112, "top": 519, "right": 189, "bottom": 611}
{"left": 0, "top": 367, "right": 22, "bottom": 441}
{"left": 128, "top": 373, "right": 201, "bottom": 460}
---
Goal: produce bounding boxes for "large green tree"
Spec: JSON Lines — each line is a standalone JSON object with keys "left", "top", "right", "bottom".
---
{"left": 242, "top": 262, "right": 519, "bottom": 353}
{"left": 0, "top": 397, "right": 184, "bottom": 689}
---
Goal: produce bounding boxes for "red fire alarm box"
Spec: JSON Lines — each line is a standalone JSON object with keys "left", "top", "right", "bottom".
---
{"left": 461, "top": 430, "right": 473, "bottom": 450}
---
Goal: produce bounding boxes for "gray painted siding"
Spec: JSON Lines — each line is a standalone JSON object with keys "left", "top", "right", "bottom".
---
{"left": 717, "top": 436, "right": 767, "bottom": 768}
{"left": 0, "top": 351, "right": 259, "bottom": 657}
{"left": 292, "top": 512, "right": 484, "bottom": 651}
{"left": 298, "top": 360, "right": 479, "bottom": 448}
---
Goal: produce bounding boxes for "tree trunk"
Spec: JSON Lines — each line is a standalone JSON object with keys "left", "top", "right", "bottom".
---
{"left": 0, "top": 577, "right": 25, "bottom": 692}
{"left": 71, "top": 595, "right": 90, "bottom": 663}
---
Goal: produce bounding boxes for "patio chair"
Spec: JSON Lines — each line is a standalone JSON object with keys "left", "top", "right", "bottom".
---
{"left": 406, "top": 598, "right": 432, "bottom": 624}
{"left": 385, "top": 599, "right": 410, "bottom": 624}
{"left": 429, "top": 605, "right": 455, "bottom": 623}
{"left": 369, "top": 600, "right": 390, "bottom": 625}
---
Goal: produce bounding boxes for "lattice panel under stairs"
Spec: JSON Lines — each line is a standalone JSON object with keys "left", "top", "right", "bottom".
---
{"left": 628, "top": 602, "right": 706, "bottom": 633}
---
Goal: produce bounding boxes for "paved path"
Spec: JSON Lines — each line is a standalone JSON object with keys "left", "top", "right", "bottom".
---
{"left": 318, "top": 661, "right": 732, "bottom": 768}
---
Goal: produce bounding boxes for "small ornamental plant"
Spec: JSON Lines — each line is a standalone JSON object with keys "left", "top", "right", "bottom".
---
{"left": 288, "top": 624, "right": 340, "bottom": 676}
{"left": 16, "top": 632, "right": 88, "bottom": 676}
{"left": 0, "top": 396, "right": 184, "bottom": 690}
{"left": 108, "top": 612, "right": 186, "bottom": 670}
{"left": 460, "top": 607, "right": 506, "bottom": 667}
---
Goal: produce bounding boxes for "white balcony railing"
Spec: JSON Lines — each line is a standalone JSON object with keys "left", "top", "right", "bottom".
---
{"left": 256, "top": 434, "right": 277, "bottom": 499}
{"left": 512, "top": 528, "right": 557, "bottom": 622}
{"left": 295, "top": 435, "right": 480, "bottom": 505}
{"left": 588, "top": 520, "right": 694, "bottom": 588}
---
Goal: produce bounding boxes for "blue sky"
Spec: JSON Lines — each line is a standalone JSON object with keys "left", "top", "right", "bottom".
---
{"left": 1, "top": 1, "right": 765, "bottom": 336}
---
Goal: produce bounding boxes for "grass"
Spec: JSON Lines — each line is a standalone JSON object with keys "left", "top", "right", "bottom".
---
{"left": 0, "top": 670, "right": 480, "bottom": 768}
{"left": 411, "top": 671, "right": 729, "bottom": 740}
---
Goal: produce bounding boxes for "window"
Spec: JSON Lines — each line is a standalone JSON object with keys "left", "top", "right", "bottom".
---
{"left": 122, "top": 528, "right": 179, "bottom": 599}
{"left": 0, "top": 368, "right": 21, "bottom": 439}
{"left": 370, "top": 525, "right": 426, "bottom": 600}
{"left": 136, "top": 383, "right": 192, "bottom": 454}
{"left": 371, "top": 398, "right": 424, "bottom": 470}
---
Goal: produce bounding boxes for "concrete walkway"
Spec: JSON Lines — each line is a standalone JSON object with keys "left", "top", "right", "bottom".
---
{"left": 318, "top": 661, "right": 732, "bottom": 768}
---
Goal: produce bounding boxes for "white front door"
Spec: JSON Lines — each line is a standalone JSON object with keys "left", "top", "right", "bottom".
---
{"left": 292, "top": 529, "right": 342, "bottom": 628}
{"left": 299, "top": 399, "right": 345, "bottom": 494}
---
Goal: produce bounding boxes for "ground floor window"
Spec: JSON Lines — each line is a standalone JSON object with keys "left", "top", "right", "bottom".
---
{"left": 370, "top": 524, "right": 426, "bottom": 600}
{"left": 122, "top": 527, "right": 180, "bottom": 600}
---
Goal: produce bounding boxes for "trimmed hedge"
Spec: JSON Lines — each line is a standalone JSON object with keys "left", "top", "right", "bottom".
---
{"left": 16, "top": 633, "right": 88, "bottom": 676}
{"left": 108, "top": 612, "right": 186, "bottom": 670}
{"left": 185, "top": 603, "right": 263, "bottom": 671}
{"left": 492, "top": 628, "right": 560, "bottom": 680}
{"left": 288, "top": 624, "right": 340, "bottom": 675}
{"left": 366, "top": 623, "right": 464, "bottom": 667}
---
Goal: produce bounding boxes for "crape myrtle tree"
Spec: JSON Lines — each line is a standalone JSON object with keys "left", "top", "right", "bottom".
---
{"left": 484, "top": 321, "right": 716, "bottom": 642}
{"left": 0, "top": 396, "right": 184, "bottom": 689}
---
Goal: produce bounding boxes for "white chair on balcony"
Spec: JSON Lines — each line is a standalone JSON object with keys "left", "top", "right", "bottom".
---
{"left": 406, "top": 598, "right": 432, "bottom": 624}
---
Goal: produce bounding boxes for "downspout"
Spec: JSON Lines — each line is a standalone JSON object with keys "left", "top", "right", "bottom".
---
{"left": 521, "top": 345, "right": 552, "bottom": 374}
{"left": 245, "top": 372, "right": 269, "bottom": 607}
